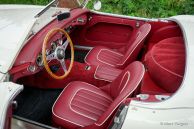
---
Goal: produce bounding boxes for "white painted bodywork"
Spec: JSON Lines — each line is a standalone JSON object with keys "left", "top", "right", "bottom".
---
{"left": 0, "top": 73, "right": 5, "bottom": 82}
{"left": 0, "top": 82, "right": 23, "bottom": 129}
{"left": 121, "top": 15, "right": 194, "bottom": 129}
{"left": 0, "top": 5, "right": 40, "bottom": 74}
{"left": 0, "top": 5, "right": 67, "bottom": 75}
{"left": 0, "top": 4, "right": 68, "bottom": 129}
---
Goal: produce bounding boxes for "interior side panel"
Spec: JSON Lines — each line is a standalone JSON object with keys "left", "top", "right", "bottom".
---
{"left": 85, "top": 22, "right": 132, "bottom": 43}
{"left": 146, "top": 25, "right": 182, "bottom": 50}
{"left": 72, "top": 14, "right": 145, "bottom": 49}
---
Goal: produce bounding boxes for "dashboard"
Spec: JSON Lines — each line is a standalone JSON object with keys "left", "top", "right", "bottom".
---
{"left": 9, "top": 9, "right": 89, "bottom": 81}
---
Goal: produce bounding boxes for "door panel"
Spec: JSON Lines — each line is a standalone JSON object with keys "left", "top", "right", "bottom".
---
{"left": 72, "top": 14, "right": 144, "bottom": 49}
{"left": 85, "top": 22, "right": 132, "bottom": 43}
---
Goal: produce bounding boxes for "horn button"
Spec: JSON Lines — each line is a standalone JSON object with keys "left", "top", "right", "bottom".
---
{"left": 56, "top": 47, "right": 65, "bottom": 60}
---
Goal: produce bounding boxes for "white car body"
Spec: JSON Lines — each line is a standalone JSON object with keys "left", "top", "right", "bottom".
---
{"left": 0, "top": 3, "right": 194, "bottom": 129}
{"left": 121, "top": 15, "right": 194, "bottom": 129}
{"left": 0, "top": 4, "right": 67, "bottom": 129}
{"left": 0, "top": 5, "right": 67, "bottom": 74}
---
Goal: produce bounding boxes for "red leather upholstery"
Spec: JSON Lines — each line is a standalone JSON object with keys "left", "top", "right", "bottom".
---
{"left": 52, "top": 82, "right": 113, "bottom": 128}
{"left": 141, "top": 72, "right": 168, "bottom": 95}
{"left": 85, "top": 23, "right": 151, "bottom": 68}
{"left": 96, "top": 62, "right": 145, "bottom": 126}
{"left": 85, "top": 46, "right": 123, "bottom": 67}
{"left": 52, "top": 61, "right": 145, "bottom": 129}
{"left": 147, "top": 25, "right": 182, "bottom": 50}
{"left": 94, "top": 65, "right": 122, "bottom": 82}
{"left": 144, "top": 37, "right": 185, "bottom": 93}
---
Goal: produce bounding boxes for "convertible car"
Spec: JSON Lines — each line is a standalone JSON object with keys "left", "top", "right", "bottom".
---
{"left": 0, "top": 0, "right": 194, "bottom": 129}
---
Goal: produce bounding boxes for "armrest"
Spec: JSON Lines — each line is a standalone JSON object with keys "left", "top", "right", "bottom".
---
{"left": 94, "top": 66, "right": 122, "bottom": 82}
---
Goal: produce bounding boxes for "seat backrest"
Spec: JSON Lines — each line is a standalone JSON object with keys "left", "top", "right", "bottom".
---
{"left": 95, "top": 61, "right": 145, "bottom": 126}
{"left": 110, "top": 61, "right": 145, "bottom": 98}
{"left": 116, "top": 23, "right": 151, "bottom": 68}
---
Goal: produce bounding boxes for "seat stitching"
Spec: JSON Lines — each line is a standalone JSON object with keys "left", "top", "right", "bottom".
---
{"left": 52, "top": 83, "right": 84, "bottom": 127}
{"left": 95, "top": 64, "right": 145, "bottom": 126}
{"left": 99, "top": 53, "right": 122, "bottom": 61}
{"left": 119, "top": 72, "right": 131, "bottom": 94}
{"left": 73, "top": 98, "right": 107, "bottom": 112}
{"left": 97, "top": 49, "right": 123, "bottom": 66}
{"left": 78, "top": 90, "right": 113, "bottom": 103}
{"left": 117, "top": 24, "right": 151, "bottom": 66}
{"left": 79, "top": 82, "right": 113, "bottom": 101}
{"left": 94, "top": 66, "right": 122, "bottom": 82}
{"left": 69, "top": 88, "right": 112, "bottom": 123}
{"left": 74, "top": 96, "right": 110, "bottom": 108}
{"left": 84, "top": 48, "right": 94, "bottom": 65}
{"left": 71, "top": 102, "right": 103, "bottom": 117}
{"left": 76, "top": 94, "right": 111, "bottom": 108}
{"left": 71, "top": 104, "right": 99, "bottom": 121}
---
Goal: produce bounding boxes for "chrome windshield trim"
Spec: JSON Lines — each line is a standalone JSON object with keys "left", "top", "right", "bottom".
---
{"left": 35, "top": 0, "right": 58, "bottom": 18}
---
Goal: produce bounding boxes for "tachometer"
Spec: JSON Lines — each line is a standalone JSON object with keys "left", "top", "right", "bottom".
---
{"left": 36, "top": 53, "right": 44, "bottom": 67}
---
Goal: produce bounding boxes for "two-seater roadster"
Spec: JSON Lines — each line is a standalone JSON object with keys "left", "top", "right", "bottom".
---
{"left": 0, "top": 0, "right": 194, "bottom": 129}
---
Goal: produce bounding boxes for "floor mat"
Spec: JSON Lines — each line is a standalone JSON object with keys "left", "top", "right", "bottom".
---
{"left": 13, "top": 87, "right": 62, "bottom": 125}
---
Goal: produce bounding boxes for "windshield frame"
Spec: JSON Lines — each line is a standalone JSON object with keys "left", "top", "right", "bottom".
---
{"left": 35, "top": 0, "right": 89, "bottom": 18}
{"left": 35, "top": 0, "right": 58, "bottom": 18}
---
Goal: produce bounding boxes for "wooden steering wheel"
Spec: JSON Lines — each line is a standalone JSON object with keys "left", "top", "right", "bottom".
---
{"left": 42, "top": 28, "right": 74, "bottom": 80}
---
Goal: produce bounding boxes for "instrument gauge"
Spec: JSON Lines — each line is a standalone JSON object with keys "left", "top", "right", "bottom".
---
{"left": 36, "top": 53, "right": 44, "bottom": 67}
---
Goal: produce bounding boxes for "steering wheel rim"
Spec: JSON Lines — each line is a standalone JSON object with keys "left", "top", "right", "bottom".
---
{"left": 42, "top": 28, "right": 74, "bottom": 80}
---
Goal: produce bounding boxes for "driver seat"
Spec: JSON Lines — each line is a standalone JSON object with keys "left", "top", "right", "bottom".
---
{"left": 52, "top": 61, "right": 145, "bottom": 129}
{"left": 85, "top": 23, "right": 151, "bottom": 68}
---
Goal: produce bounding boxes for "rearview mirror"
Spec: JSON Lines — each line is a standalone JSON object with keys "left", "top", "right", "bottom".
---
{"left": 94, "top": 0, "right": 102, "bottom": 10}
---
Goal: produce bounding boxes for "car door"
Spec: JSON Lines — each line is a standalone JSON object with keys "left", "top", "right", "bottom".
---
{"left": 0, "top": 82, "right": 23, "bottom": 129}
{"left": 72, "top": 13, "right": 145, "bottom": 49}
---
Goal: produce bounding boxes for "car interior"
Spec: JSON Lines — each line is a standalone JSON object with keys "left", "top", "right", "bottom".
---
{"left": 9, "top": 8, "right": 186, "bottom": 129}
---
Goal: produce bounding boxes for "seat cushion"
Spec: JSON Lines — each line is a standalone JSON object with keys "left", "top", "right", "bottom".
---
{"left": 52, "top": 81, "right": 113, "bottom": 129}
{"left": 85, "top": 46, "right": 123, "bottom": 67}
{"left": 94, "top": 65, "right": 122, "bottom": 82}
{"left": 144, "top": 37, "right": 185, "bottom": 93}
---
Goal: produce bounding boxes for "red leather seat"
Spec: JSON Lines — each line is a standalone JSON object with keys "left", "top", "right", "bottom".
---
{"left": 52, "top": 61, "right": 145, "bottom": 129}
{"left": 85, "top": 23, "right": 151, "bottom": 68}
{"left": 94, "top": 65, "right": 122, "bottom": 82}
{"left": 144, "top": 37, "right": 185, "bottom": 93}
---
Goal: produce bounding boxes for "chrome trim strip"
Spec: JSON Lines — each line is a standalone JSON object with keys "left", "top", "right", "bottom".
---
{"left": 74, "top": 45, "right": 93, "bottom": 50}
{"left": 12, "top": 116, "right": 57, "bottom": 129}
{"left": 35, "top": 0, "right": 57, "bottom": 18}
{"left": 90, "top": 10, "right": 170, "bottom": 22}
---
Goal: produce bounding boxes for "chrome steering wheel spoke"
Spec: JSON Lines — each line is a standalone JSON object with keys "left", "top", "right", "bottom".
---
{"left": 60, "top": 59, "right": 67, "bottom": 72}
{"left": 62, "top": 40, "right": 69, "bottom": 51}
{"left": 46, "top": 52, "right": 56, "bottom": 61}
{"left": 42, "top": 28, "right": 74, "bottom": 79}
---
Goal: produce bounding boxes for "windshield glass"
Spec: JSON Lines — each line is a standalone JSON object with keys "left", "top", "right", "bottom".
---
{"left": 35, "top": 0, "right": 88, "bottom": 18}
{"left": 58, "top": 0, "right": 80, "bottom": 8}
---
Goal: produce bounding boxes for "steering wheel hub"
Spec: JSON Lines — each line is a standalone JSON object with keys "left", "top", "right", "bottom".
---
{"left": 56, "top": 47, "right": 65, "bottom": 60}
